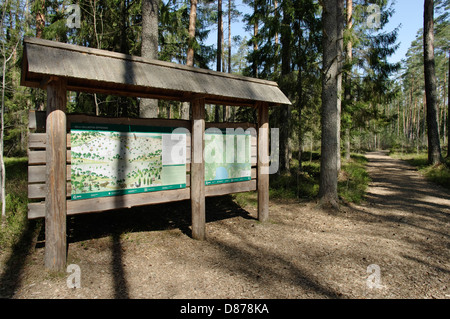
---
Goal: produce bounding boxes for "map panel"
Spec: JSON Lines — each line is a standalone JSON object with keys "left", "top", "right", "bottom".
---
{"left": 70, "top": 123, "right": 186, "bottom": 200}
{"left": 204, "top": 129, "right": 252, "bottom": 185}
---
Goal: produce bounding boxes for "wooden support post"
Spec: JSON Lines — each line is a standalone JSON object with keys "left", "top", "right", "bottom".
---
{"left": 190, "top": 97, "right": 206, "bottom": 240}
{"left": 45, "top": 77, "right": 67, "bottom": 271}
{"left": 257, "top": 102, "right": 269, "bottom": 222}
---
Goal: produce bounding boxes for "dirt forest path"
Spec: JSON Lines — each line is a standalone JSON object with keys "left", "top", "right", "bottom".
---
{"left": 348, "top": 151, "right": 450, "bottom": 297}
{"left": 363, "top": 151, "right": 450, "bottom": 218}
{"left": 1, "top": 151, "right": 449, "bottom": 299}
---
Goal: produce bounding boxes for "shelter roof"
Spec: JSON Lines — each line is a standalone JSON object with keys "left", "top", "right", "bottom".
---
{"left": 21, "top": 37, "right": 291, "bottom": 107}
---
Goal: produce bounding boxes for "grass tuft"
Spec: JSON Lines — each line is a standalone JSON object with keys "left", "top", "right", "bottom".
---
{"left": 390, "top": 151, "right": 450, "bottom": 190}
{"left": 0, "top": 157, "right": 31, "bottom": 249}
{"left": 338, "top": 154, "right": 370, "bottom": 204}
{"left": 266, "top": 152, "right": 370, "bottom": 204}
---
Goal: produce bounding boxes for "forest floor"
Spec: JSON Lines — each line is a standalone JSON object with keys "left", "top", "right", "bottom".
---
{"left": 0, "top": 151, "right": 449, "bottom": 299}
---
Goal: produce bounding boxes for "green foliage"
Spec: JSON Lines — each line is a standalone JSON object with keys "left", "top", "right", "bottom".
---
{"left": 160, "top": 0, "right": 214, "bottom": 68}
{"left": 0, "top": 1, "right": 444, "bottom": 229}
{"left": 268, "top": 152, "right": 369, "bottom": 204}
{"left": 338, "top": 154, "right": 370, "bottom": 204}
{"left": 269, "top": 154, "right": 320, "bottom": 200}
{"left": 388, "top": 0, "right": 449, "bottom": 152}
{"left": 342, "top": 0, "right": 401, "bottom": 151}
{"left": 0, "top": 158, "right": 30, "bottom": 249}
{"left": 232, "top": 191, "right": 257, "bottom": 208}
{"left": 424, "top": 161, "right": 450, "bottom": 189}
{"left": 390, "top": 151, "right": 450, "bottom": 190}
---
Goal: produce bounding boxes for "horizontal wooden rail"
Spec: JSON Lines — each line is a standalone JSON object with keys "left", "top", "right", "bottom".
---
{"left": 28, "top": 179, "right": 256, "bottom": 219}
{"left": 29, "top": 111, "right": 193, "bottom": 132}
{"left": 30, "top": 111, "right": 258, "bottom": 132}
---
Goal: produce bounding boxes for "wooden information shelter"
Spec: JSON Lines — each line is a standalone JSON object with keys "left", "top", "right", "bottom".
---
{"left": 21, "top": 37, "right": 291, "bottom": 271}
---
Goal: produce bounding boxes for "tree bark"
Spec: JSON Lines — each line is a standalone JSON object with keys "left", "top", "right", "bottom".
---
{"left": 181, "top": 0, "right": 198, "bottom": 120}
{"left": 252, "top": 3, "right": 258, "bottom": 78}
{"left": 228, "top": 0, "right": 232, "bottom": 74}
{"left": 447, "top": 49, "right": 449, "bottom": 158}
{"left": 140, "top": 0, "right": 159, "bottom": 118}
{"left": 215, "top": 0, "right": 224, "bottom": 123}
{"left": 217, "top": 0, "right": 223, "bottom": 73}
{"left": 319, "top": 0, "right": 341, "bottom": 208}
{"left": 1, "top": 38, "right": 19, "bottom": 222}
{"left": 1, "top": 55, "right": 7, "bottom": 221}
{"left": 336, "top": 0, "right": 344, "bottom": 171}
{"left": 186, "top": 0, "right": 197, "bottom": 67}
{"left": 224, "top": 0, "right": 232, "bottom": 122}
{"left": 279, "top": 3, "right": 292, "bottom": 173}
{"left": 35, "top": 0, "right": 45, "bottom": 38}
{"left": 423, "top": 0, "right": 442, "bottom": 164}
{"left": 344, "top": 0, "right": 352, "bottom": 161}
{"left": 34, "top": 0, "right": 45, "bottom": 111}
{"left": 297, "top": 31, "right": 304, "bottom": 179}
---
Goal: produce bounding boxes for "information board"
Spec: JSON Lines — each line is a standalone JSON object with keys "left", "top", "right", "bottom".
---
{"left": 70, "top": 123, "right": 186, "bottom": 200}
{"left": 204, "top": 129, "right": 252, "bottom": 185}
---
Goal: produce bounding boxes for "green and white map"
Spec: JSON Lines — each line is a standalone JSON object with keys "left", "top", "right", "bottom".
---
{"left": 70, "top": 123, "right": 186, "bottom": 200}
{"left": 204, "top": 129, "right": 252, "bottom": 185}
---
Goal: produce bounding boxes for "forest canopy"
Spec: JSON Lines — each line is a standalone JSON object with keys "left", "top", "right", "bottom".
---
{"left": 0, "top": 0, "right": 448, "bottom": 180}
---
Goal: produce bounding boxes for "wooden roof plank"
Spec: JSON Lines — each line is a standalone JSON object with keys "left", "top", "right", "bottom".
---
{"left": 21, "top": 37, "right": 291, "bottom": 106}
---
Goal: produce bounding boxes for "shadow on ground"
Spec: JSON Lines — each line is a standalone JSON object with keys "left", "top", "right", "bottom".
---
{"left": 0, "top": 195, "right": 254, "bottom": 298}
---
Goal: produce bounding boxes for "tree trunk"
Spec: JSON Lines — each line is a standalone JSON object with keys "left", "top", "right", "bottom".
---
{"left": 0, "top": 37, "right": 19, "bottom": 222}
{"left": 1, "top": 57, "right": 6, "bottom": 221}
{"left": 447, "top": 49, "right": 449, "bottom": 158}
{"left": 279, "top": 3, "right": 292, "bottom": 173}
{"left": 442, "top": 73, "right": 446, "bottom": 147}
{"left": 120, "top": 0, "right": 128, "bottom": 53}
{"left": 140, "top": 0, "right": 159, "bottom": 118}
{"left": 228, "top": 0, "right": 232, "bottom": 74}
{"left": 224, "top": 0, "right": 232, "bottom": 122}
{"left": 181, "top": 0, "right": 198, "bottom": 120}
{"left": 344, "top": 0, "right": 352, "bottom": 161}
{"left": 221, "top": 6, "right": 225, "bottom": 75}
{"left": 319, "top": 0, "right": 341, "bottom": 208}
{"left": 34, "top": 0, "right": 45, "bottom": 111}
{"left": 215, "top": 0, "right": 223, "bottom": 123}
{"left": 217, "top": 0, "right": 223, "bottom": 72}
{"left": 252, "top": 3, "right": 258, "bottom": 78}
{"left": 215, "top": 104, "right": 220, "bottom": 122}
{"left": 417, "top": 95, "right": 421, "bottom": 153}
{"left": 186, "top": 0, "right": 197, "bottom": 67}
{"left": 423, "top": 0, "right": 442, "bottom": 164}
{"left": 336, "top": 0, "right": 344, "bottom": 171}
{"left": 35, "top": 0, "right": 45, "bottom": 38}
{"left": 297, "top": 30, "right": 304, "bottom": 179}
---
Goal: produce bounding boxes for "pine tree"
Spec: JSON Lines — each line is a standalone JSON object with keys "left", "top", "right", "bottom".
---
{"left": 1, "top": 0, "right": 23, "bottom": 221}
{"left": 318, "top": 0, "right": 344, "bottom": 209}
{"left": 342, "top": 0, "right": 400, "bottom": 152}
{"left": 140, "top": 0, "right": 160, "bottom": 119}
{"left": 424, "top": 0, "right": 443, "bottom": 164}
{"left": 180, "top": 0, "right": 199, "bottom": 120}
{"left": 344, "top": 0, "right": 353, "bottom": 160}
